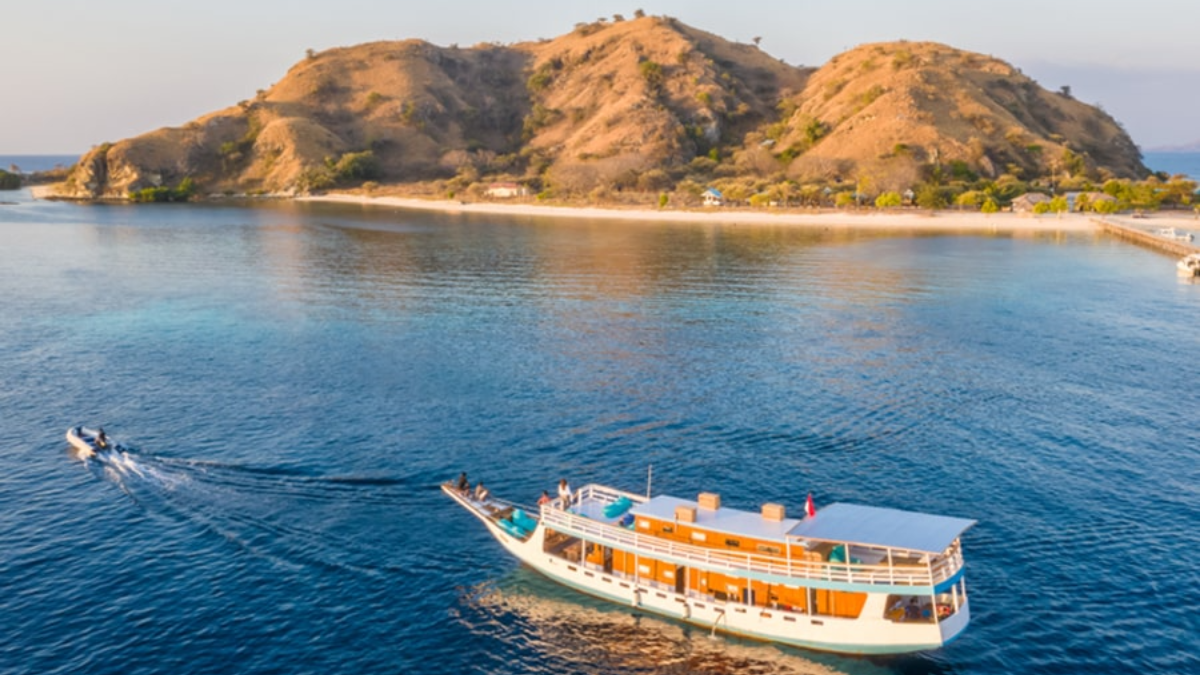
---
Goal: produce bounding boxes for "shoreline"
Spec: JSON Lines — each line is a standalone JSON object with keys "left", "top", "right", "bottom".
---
{"left": 299, "top": 193, "right": 1104, "bottom": 232}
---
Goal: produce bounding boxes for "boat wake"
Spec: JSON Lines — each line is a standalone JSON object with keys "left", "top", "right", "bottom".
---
{"left": 79, "top": 447, "right": 420, "bottom": 576}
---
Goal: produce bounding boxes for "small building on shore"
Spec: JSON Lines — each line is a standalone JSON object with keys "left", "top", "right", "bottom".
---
{"left": 702, "top": 187, "right": 724, "bottom": 207}
{"left": 485, "top": 182, "right": 528, "bottom": 199}
{"left": 1011, "top": 192, "right": 1051, "bottom": 213}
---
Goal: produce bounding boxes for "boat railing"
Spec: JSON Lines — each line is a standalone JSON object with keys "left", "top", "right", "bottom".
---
{"left": 541, "top": 498, "right": 964, "bottom": 588}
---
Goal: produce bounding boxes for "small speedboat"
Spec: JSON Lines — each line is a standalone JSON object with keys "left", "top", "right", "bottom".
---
{"left": 66, "top": 426, "right": 118, "bottom": 458}
{"left": 1178, "top": 253, "right": 1200, "bottom": 277}
{"left": 1157, "top": 227, "right": 1194, "bottom": 242}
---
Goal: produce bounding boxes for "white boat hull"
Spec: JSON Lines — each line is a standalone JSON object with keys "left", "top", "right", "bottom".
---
{"left": 66, "top": 426, "right": 114, "bottom": 458}
{"left": 444, "top": 485, "right": 966, "bottom": 654}
{"left": 1178, "top": 254, "right": 1200, "bottom": 277}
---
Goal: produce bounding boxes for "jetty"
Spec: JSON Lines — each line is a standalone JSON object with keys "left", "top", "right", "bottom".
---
{"left": 1096, "top": 217, "right": 1200, "bottom": 258}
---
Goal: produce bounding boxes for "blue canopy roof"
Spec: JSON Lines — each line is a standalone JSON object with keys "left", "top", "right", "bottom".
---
{"left": 785, "top": 503, "right": 975, "bottom": 554}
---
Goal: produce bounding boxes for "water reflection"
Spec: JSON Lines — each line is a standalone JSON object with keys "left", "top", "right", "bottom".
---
{"left": 457, "top": 567, "right": 897, "bottom": 675}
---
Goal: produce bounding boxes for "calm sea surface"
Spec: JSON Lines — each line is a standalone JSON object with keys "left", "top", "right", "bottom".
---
{"left": 0, "top": 154, "right": 80, "bottom": 173}
{"left": 1, "top": 187, "right": 1196, "bottom": 675}
{"left": 1143, "top": 151, "right": 1200, "bottom": 180}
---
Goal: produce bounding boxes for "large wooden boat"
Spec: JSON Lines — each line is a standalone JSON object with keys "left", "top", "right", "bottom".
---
{"left": 443, "top": 481, "right": 975, "bottom": 654}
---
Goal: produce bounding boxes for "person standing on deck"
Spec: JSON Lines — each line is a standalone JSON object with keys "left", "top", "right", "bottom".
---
{"left": 557, "top": 478, "right": 573, "bottom": 508}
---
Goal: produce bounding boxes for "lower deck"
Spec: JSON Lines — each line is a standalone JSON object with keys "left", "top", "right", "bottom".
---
{"left": 542, "top": 526, "right": 962, "bottom": 626}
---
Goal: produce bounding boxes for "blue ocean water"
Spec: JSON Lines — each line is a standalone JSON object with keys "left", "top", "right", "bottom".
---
{"left": 0, "top": 154, "right": 80, "bottom": 173}
{"left": 1144, "top": 151, "right": 1200, "bottom": 180}
{"left": 1, "top": 187, "right": 1196, "bottom": 675}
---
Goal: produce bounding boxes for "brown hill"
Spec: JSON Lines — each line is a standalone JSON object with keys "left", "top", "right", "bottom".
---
{"left": 773, "top": 41, "right": 1144, "bottom": 189}
{"left": 57, "top": 16, "right": 1146, "bottom": 200}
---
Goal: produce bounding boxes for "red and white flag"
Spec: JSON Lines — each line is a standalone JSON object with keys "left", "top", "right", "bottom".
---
{"left": 805, "top": 493, "right": 816, "bottom": 519}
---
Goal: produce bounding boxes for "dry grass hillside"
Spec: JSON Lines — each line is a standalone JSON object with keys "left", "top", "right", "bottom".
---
{"left": 58, "top": 16, "right": 1147, "bottom": 200}
{"left": 775, "top": 41, "right": 1143, "bottom": 190}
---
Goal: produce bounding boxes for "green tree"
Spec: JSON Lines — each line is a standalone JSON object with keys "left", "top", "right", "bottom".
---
{"left": 1049, "top": 195, "right": 1069, "bottom": 215}
{"left": 981, "top": 198, "right": 999, "bottom": 214}
{"left": 956, "top": 190, "right": 985, "bottom": 209}
{"left": 658, "top": 192, "right": 669, "bottom": 208}
{"left": 915, "top": 183, "right": 948, "bottom": 209}
{"left": 875, "top": 191, "right": 902, "bottom": 208}
{"left": 331, "top": 151, "right": 381, "bottom": 182}
{"left": 0, "top": 169, "right": 21, "bottom": 190}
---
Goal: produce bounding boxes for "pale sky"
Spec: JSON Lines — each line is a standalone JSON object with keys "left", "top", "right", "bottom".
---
{"left": 3, "top": 0, "right": 1198, "bottom": 154}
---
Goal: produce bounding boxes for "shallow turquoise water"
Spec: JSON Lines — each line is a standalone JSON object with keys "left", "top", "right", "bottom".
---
{"left": 1, "top": 189, "right": 1196, "bottom": 675}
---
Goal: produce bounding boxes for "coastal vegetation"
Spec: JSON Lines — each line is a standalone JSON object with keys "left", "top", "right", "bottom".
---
{"left": 0, "top": 169, "right": 20, "bottom": 190}
{"left": 128, "top": 177, "right": 196, "bottom": 203}
{"left": 54, "top": 14, "right": 1166, "bottom": 214}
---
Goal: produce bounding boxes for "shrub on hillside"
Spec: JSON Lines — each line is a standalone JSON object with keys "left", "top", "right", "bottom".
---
{"left": 330, "top": 151, "right": 381, "bottom": 182}
{"left": 639, "top": 60, "right": 664, "bottom": 91}
{"left": 128, "top": 177, "right": 195, "bottom": 203}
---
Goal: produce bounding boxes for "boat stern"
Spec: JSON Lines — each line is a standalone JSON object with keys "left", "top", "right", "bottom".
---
{"left": 938, "top": 597, "right": 971, "bottom": 645}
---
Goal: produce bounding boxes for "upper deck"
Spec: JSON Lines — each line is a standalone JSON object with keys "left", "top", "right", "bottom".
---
{"left": 542, "top": 484, "right": 972, "bottom": 593}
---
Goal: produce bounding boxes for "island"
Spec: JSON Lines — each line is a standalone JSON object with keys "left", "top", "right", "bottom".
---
{"left": 44, "top": 14, "right": 1195, "bottom": 220}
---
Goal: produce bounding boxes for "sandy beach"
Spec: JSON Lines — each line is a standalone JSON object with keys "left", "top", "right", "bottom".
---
{"left": 300, "top": 193, "right": 1109, "bottom": 232}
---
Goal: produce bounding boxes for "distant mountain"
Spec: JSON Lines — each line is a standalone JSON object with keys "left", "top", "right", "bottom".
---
{"left": 1147, "top": 140, "right": 1200, "bottom": 153}
{"left": 56, "top": 15, "right": 1148, "bottom": 199}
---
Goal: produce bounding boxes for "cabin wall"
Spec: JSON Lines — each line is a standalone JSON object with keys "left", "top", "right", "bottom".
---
{"left": 604, "top": 541, "right": 863, "bottom": 615}
{"left": 635, "top": 516, "right": 816, "bottom": 562}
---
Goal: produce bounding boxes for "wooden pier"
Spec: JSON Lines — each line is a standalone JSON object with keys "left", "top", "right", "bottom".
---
{"left": 1095, "top": 217, "right": 1200, "bottom": 258}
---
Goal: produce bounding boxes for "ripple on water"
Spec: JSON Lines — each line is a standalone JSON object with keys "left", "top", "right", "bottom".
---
{"left": 1, "top": 204, "right": 1197, "bottom": 675}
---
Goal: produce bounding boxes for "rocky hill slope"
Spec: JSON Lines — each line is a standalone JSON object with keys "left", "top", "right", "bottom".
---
{"left": 58, "top": 15, "right": 1147, "bottom": 199}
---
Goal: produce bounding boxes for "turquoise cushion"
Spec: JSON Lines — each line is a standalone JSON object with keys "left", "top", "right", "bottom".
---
{"left": 512, "top": 510, "right": 538, "bottom": 532}
{"left": 603, "top": 496, "right": 633, "bottom": 519}
{"left": 498, "top": 519, "right": 528, "bottom": 539}
{"left": 829, "top": 545, "right": 846, "bottom": 563}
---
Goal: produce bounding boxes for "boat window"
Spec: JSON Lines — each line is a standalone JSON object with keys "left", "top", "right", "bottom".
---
{"left": 691, "top": 532, "right": 707, "bottom": 542}
{"left": 884, "top": 594, "right": 937, "bottom": 623}
{"left": 757, "top": 544, "right": 782, "bottom": 554}
{"left": 661, "top": 525, "right": 673, "bottom": 534}
{"left": 725, "top": 538, "right": 741, "bottom": 548}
